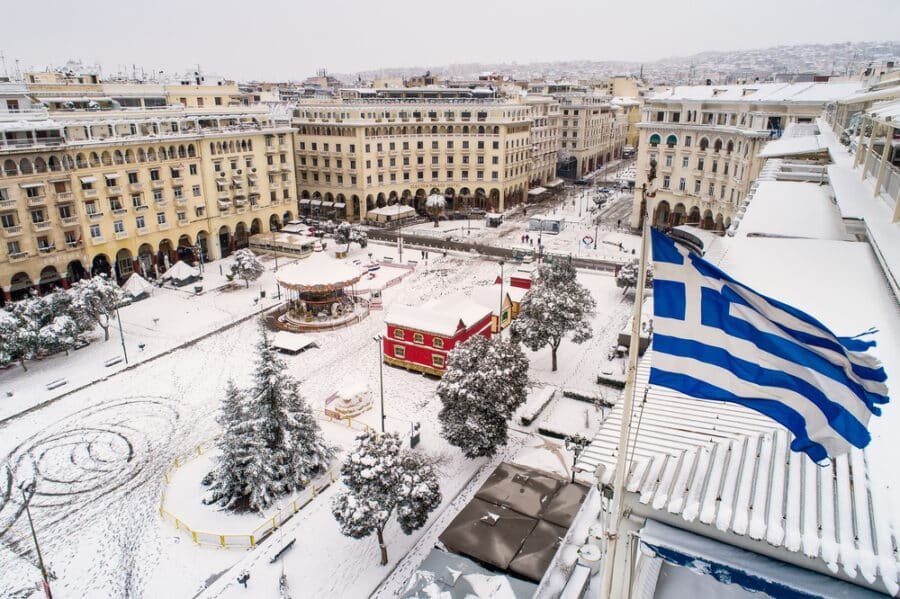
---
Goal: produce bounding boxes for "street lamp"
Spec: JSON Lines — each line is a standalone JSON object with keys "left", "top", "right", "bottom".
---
{"left": 20, "top": 484, "right": 53, "bottom": 598}
{"left": 498, "top": 261, "right": 505, "bottom": 336}
{"left": 115, "top": 304, "right": 128, "bottom": 365}
{"left": 372, "top": 335, "right": 386, "bottom": 433}
{"left": 564, "top": 435, "right": 590, "bottom": 484}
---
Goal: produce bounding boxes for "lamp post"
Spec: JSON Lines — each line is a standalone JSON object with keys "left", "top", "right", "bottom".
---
{"left": 498, "top": 260, "right": 505, "bottom": 336}
{"left": 21, "top": 486, "right": 53, "bottom": 599}
{"left": 564, "top": 435, "right": 590, "bottom": 484}
{"left": 115, "top": 304, "right": 128, "bottom": 365}
{"left": 373, "top": 335, "right": 386, "bottom": 433}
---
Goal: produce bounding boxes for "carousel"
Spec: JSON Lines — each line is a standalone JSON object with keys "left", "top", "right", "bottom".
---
{"left": 275, "top": 252, "right": 366, "bottom": 330}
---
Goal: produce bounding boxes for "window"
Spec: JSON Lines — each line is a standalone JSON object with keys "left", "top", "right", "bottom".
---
{"left": 393, "top": 345, "right": 406, "bottom": 359}
{"left": 681, "top": 156, "right": 689, "bottom": 168}
{"left": 708, "top": 182, "right": 715, "bottom": 196}
{"left": 149, "top": 169, "right": 160, "bottom": 181}
{"left": 156, "top": 212, "right": 166, "bottom": 225}
{"left": 662, "top": 175, "right": 670, "bottom": 189}
{"left": 90, "top": 224, "right": 101, "bottom": 238}
{"left": 173, "top": 187, "right": 183, "bottom": 199}
{"left": 85, "top": 201, "right": 99, "bottom": 215}
{"left": 685, "top": 135, "right": 692, "bottom": 147}
{"left": 711, "top": 160, "right": 718, "bottom": 173}
{"left": 192, "top": 185, "right": 201, "bottom": 197}
{"left": 114, "top": 220, "right": 124, "bottom": 233}
{"left": 136, "top": 215, "right": 146, "bottom": 229}
{"left": 433, "top": 338, "right": 444, "bottom": 349}
{"left": 1, "top": 214, "right": 15, "bottom": 228}
{"left": 153, "top": 190, "right": 163, "bottom": 201}
{"left": 189, "top": 164, "right": 198, "bottom": 175}
{"left": 665, "top": 155, "right": 673, "bottom": 167}
{"left": 177, "top": 211, "right": 186, "bottom": 222}
{"left": 127, "top": 172, "right": 139, "bottom": 184}
{"left": 413, "top": 333, "right": 424, "bottom": 344}
{"left": 393, "top": 328, "right": 404, "bottom": 339}
{"left": 678, "top": 178, "right": 686, "bottom": 192}
{"left": 432, "top": 355, "right": 445, "bottom": 368}
{"left": 697, "top": 158, "right": 705, "bottom": 171}
{"left": 7, "top": 241, "right": 21, "bottom": 255}
{"left": 694, "top": 180, "right": 701, "bottom": 194}
{"left": 30, "top": 209, "right": 45, "bottom": 223}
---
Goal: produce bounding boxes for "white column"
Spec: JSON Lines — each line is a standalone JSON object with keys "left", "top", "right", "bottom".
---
{"left": 874, "top": 124, "right": 891, "bottom": 197}
{"left": 861, "top": 122, "right": 876, "bottom": 181}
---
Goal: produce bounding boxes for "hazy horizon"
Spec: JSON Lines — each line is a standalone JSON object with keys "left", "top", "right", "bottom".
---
{"left": 3, "top": 0, "right": 899, "bottom": 80}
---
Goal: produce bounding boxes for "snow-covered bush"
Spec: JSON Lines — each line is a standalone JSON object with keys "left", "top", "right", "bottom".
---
{"left": 71, "top": 274, "right": 124, "bottom": 341}
{"left": 512, "top": 259, "right": 596, "bottom": 372}
{"left": 229, "top": 249, "right": 265, "bottom": 288}
{"left": 615, "top": 259, "right": 653, "bottom": 296}
{"left": 204, "top": 323, "right": 333, "bottom": 510}
{"left": 332, "top": 431, "right": 441, "bottom": 565}
{"left": 425, "top": 194, "right": 446, "bottom": 227}
{"left": 437, "top": 336, "right": 529, "bottom": 458}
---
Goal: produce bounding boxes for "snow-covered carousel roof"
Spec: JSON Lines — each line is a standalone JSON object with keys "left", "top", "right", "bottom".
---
{"left": 275, "top": 252, "right": 363, "bottom": 292}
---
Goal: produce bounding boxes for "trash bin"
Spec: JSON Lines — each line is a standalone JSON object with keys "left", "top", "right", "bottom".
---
{"left": 260, "top": 290, "right": 266, "bottom": 299}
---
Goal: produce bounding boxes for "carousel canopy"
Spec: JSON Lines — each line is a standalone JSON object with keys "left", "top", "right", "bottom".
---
{"left": 161, "top": 260, "right": 200, "bottom": 282}
{"left": 276, "top": 252, "right": 363, "bottom": 292}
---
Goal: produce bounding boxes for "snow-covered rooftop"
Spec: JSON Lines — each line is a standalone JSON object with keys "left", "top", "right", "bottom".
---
{"left": 367, "top": 204, "right": 416, "bottom": 216}
{"left": 649, "top": 82, "right": 863, "bottom": 104}
{"left": 736, "top": 180, "right": 847, "bottom": 240}
{"left": 275, "top": 252, "right": 363, "bottom": 290}
{"left": 758, "top": 135, "right": 828, "bottom": 158}
{"left": 385, "top": 295, "right": 491, "bottom": 337}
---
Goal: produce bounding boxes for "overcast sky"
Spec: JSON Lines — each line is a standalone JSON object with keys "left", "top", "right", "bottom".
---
{"left": 3, "top": 0, "right": 898, "bottom": 80}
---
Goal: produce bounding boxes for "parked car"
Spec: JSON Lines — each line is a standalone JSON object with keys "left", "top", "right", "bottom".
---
{"left": 575, "top": 179, "right": 589, "bottom": 186}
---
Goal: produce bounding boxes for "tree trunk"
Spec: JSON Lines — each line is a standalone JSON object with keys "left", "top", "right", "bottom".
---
{"left": 245, "top": 278, "right": 249, "bottom": 288}
{"left": 377, "top": 527, "right": 388, "bottom": 565}
{"left": 551, "top": 346, "right": 558, "bottom": 372}
{"left": 102, "top": 324, "right": 110, "bottom": 341}
{"left": 19, "top": 357, "right": 27, "bottom": 372}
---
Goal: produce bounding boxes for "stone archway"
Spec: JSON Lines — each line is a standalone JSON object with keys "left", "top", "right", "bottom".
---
{"left": 251, "top": 218, "right": 262, "bottom": 235}
{"left": 39, "top": 265, "right": 63, "bottom": 293}
{"left": 115, "top": 248, "right": 134, "bottom": 282}
{"left": 687, "top": 206, "right": 701, "bottom": 226}
{"left": 177, "top": 234, "right": 195, "bottom": 263}
{"left": 218, "top": 226, "right": 232, "bottom": 258}
{"left": 67, "top": 259, "right": 88, "bottom": 284}
{"left": 653, "top": 200, "right": 671, "bottom": 228}
{"left": 235, "top": 222, "right": 249, "bottom": 249}
{"left": 269, "top": 214, "right": 281, "bottom": 232}
{"left": 158, "top": 239, "right": 174, "bottom": 270}
{"left": 10, "top": 272, "right": 34, "bottom": 301}
{"left": 92, "top": 254, "right": 112, "bottom": 278}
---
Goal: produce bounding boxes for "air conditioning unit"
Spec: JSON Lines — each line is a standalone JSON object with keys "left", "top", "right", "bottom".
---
{"left": 236, "top": 169, "right": 242, "bottom": 175}
{"left": 218, "top": 172, "right": 226, "bottom": 177}
{"left": 250, "top": 167, "right": 256, "bottom": 173}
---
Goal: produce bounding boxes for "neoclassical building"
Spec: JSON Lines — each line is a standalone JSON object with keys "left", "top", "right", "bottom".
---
{"left": 0, "top": 99, "right": 295, "bottom": 303}
{"left": 291, "top": 96, "right": 554, "bottom": 220}
{"left": 556, "top": 93, "right": 628, "bottom": 179}
{"left": 630, "top": 82, "right": 864, "bottom": 230}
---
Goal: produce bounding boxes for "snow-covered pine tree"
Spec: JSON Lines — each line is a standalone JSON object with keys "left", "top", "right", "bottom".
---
{"left": 425, "top": 194, "right": 446, "bottom": 227}
{"left": 204, "top": 379, "right": 276, "bottom": 510}
{"left": 331, "top": 432, "right": 441, "bottom": 565}
{"left": 615, "top": 258, "right": 653, "bottom": 296}
{"left": 249, "top": 323, "right": 332, "bottom": 496}
{"left": 230, "top": 249, "right": 265, "bottom": 288}
{"left": 350, "top": 225, "right": 368, "bottom": 249}
{"left": 437, "top": 335, "right": 529, "bottom": 458}
{"left": 511, "top": 258, "right": 596, "bottom": 371}
{"left": 70, "top": 274, "right": 123, "bottom": 341}
{"left": 34, "top": 289, "right": 84, "bottom": 356}
{"left": 335, "top": 222, "right": 353, "bottom": 252}
{"left": 0, "top": 308, "right": 23, "bottom": 370}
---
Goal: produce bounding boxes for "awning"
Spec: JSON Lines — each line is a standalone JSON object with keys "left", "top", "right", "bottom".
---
{"left": 216, "top": 177, "right": 228, "bottom": 184}
{"left": 321, "top": 201, "right": 334, "bottom": 207}
{"left": 80, "top": 176, "right": 97, "bottom": 183}
{"left": 546, "top": 179, "right": 564, "bottom": 188}
{"left": 310, "top": 200, "right": 322, "bottom": 206}
{"left": 299, "top": 199, "right": 311, "bottom": 205}
{"left": 20, "top": 182, "right": 45, "bottom": 189}
{"left": 334, "top": 202, "right": 346, "bottom": 208}
{"left": 248, "top": 174, "right": 258, "bottom": 181}
{"left": 104, "top": 172, "right": 121, "bottom": 180}
{"left": 528, "top": 187, "right": 547, "bottom": 196}
{"left": 232, "top": 177, "right": 243, "bottom": 184}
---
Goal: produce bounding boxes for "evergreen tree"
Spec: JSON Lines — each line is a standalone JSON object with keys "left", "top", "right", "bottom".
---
{"left": 204, "top": 379, "right": 275, "bottom": 510}
{"left": 71, "top": 274, "right": 123, "bottom": 341}
{"left": 437, "top": 336, "right": 529, "bottom": 458}
{"left": 230, "top": 249, "right": 265, "bottom": 288}
{"left": 615, "top": 259, "right": 653, "bottom": 296}
{"left": 249, "top": 323, "right": 332, "bottom": 497}
{"left": 425, "top": 194, "right": 446, "bottom": 227}
{"left": 332, "top": 432, "right": 441, "bottom": 565}
{"left": 0, "top": 309, "right": 23, "bottom": 370}
{"left": 511, "top": 259, "right": 596, "bottom": 371}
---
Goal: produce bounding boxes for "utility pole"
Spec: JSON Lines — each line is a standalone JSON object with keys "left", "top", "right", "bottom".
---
{"left": 498, "top": 261, "right": 505, "bottom": 336}
{"left": 373, "top": 336, "right": 386, "bottom": 433}
{"left": 22, "top": 489, "right": 53, "bottom": 599}
{"left": 115, "top": 305, "right": 128, "bottom": 365}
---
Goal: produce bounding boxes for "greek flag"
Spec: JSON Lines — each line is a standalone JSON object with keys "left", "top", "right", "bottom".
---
{"left": 648, "top": 229, "right": 889, "bottom": 462}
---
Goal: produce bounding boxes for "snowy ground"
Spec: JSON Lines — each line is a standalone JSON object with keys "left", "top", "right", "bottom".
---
{"left": 0, "top": 211, "right": 641, "bottom": 597}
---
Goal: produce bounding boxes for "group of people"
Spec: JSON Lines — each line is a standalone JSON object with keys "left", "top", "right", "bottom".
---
{"left": 519, "top": 233, "right": 541, "bottom": 247}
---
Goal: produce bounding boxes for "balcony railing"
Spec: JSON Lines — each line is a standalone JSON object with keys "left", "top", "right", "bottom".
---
{"left": 55, "top": 191, "right": 74, "bottom": 202}
{"left": 115, "top": 230, "right": 129, "bottom": 240}
{"left": 2, "top": 225, "right": 23, "bottom": 236}
{"left": 26, "top": 195, "right": 47, "bottom": 207}
{"left": 158, "top": 222, "right": 171, "bottom": 231}
{"left": 61, "top": 216, "right": 79, "bottom": 227}
{"left": 65, "top": 240, "right": 81, "bottom": 250}
{"left": 136, "top": 226, "right": 149, "bottom": 235}
{"left": 32, "top": 220, "right": 52, "bottom": 231}
{"left": 130, "top": 183, "right": 143, "bottom": 192}
{"left": 0, "top": 199, "right": 15, "bottom": 210}
{"left": 90, "top": 236, "right": 106, "bottom": 245}
{"left": 82, "top": 188, "right": 98, "bottom": 198}
{"left": 112, "top": 208, "right": 127, "bottom": 215}
{"left": 9, "top": 251, "right": 29, "bottom": 261}
{"left": 87, "top": 212, "right": 104, "bottom": 220}
{"left": 150, "top": 180, "right": 165, "bottom": 189}
{"left": 106, "top": 185, "right": 121, "bottom": 194}
{"left": 38, "top": 244, "right": 56, "bottom": 254}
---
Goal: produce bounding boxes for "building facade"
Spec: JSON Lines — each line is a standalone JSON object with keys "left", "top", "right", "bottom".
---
{"left": 630, "top": 82, "right": 864, "bottom": 230}
{"left": 523, "top": 95, "right": 562, "bottom": 187}
{"left": 0, "top": 101, "right": 295, "bottom": 303}
{"left": 292, "top": 98, "right": 536, "bottom": 220}
{"left": 556, "top": 94, "right": 628, "bottom": 179}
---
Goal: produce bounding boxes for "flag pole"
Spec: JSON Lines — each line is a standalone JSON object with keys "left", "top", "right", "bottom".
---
{"left": 599, "top": 185, "right": 651, "bottom": 599}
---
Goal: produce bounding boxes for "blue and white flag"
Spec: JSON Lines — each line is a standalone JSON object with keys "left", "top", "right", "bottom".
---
{"left": 649, "top": 229, "right": 889, "bottom": 462}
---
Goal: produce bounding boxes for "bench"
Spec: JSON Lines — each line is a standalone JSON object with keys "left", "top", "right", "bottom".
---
{"left": 46, "top": 378, "right": 68, "bottom": 391}
{"left": 269, "top": 538, "right": 296, "bottom": 563}
{"left": 382, "top": 256, "right": 394, "bottom": 263}
{"left": 104, "top": 357, "right": 123, "bottom": 367}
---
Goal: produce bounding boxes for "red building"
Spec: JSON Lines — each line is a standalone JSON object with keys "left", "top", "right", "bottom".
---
{"left": 509, "top": 266, "right": 536, "bottom": 290}
{"left": 383, "top": 297, "right": 493, "bottom": 376}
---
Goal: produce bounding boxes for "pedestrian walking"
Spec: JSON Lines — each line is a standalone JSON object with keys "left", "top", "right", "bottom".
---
{"left": 237, "top": 570, "right": 250, "bottom": 588}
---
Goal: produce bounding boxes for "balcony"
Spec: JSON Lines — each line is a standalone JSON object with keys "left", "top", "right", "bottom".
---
{"left": 38, "top": 244, "right": 56, "bottom": 254}
{"left": 249, "top": 184, "right": 260, "bottom": 193}
{"left": 32, "top": 220, "right": 52, "bottom": 231}
{"left": 90, "top": 236, "right": 106, "bottom": 245}
{"left": 171, "top": 177, "right": 183, "bottom": 185}
{"left": 26, "top": 195, "right": 47, "bottom": 207}
{"left": 129, "top": 182, "right": 143, "bottom": 193}
{"left": 218, "top": 190, "right": 231, "bottom": 200}
{"left": 136, "top": 226, "right": 149, "bottom": 235}
{"left": 61, "top": 216, "right": 79, "bottom": 227}
{"left": 158, "top": 222, "right": 171, "bottom": 231}
{"left": 134, "top": 204, "right": 148, "bottom": 212}
{"left": 218, "top": 201, "right": 231, "bottom": 211}
{"left": 150, "top": 180, "right": 165, "bottom": 190}
{"left": 174, "top": 197, "right": 187, "bottom": 206}
{"left": 2, "top": 225, "right": 23, "bottom": 237}
{"left": 65, "top": 240, "right": 82, "bottom": 250}
{"left": 82, "top": 188, "right": 98, "bottom": 198}
{"left": 87, "top": 212, "right": 104, "bottom": 220}
{"left": 267, "top": 164, "right": 279, "bottom": 173}
{"left": 55, "top": 191, "right": 74, "bottom": 203}
{"left": 115, "top": 230, "right": 129, "bottom": 240}
{"left": 106, "top": 185, "right": 121, "bottom": 195}
{"left": 0, "top": 198, "right": 15, "bottom": 210}
{"left": 9, "top": 251, "right": 29, "bottom": 261}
